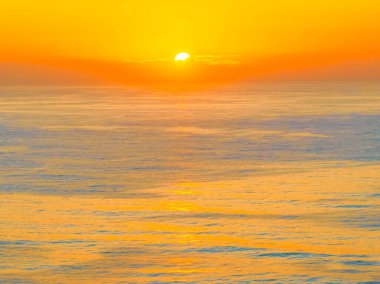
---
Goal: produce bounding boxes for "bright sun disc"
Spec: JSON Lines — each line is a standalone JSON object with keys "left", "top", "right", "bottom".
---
{"left": 175, "top": 52, "right": 190, "bottom": 61}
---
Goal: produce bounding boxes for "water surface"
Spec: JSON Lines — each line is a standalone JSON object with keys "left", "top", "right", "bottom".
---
{"left": 0, "top": 82, "right": 379, "bottom": 283}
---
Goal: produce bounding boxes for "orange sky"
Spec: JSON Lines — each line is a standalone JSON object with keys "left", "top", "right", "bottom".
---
{"left": 1, "top": 0, "right": 380, "bottom": 86}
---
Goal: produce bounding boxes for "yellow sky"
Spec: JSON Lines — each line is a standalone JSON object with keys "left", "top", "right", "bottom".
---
{"left": 1, "top": 0, "right": 380, "bottom": 85}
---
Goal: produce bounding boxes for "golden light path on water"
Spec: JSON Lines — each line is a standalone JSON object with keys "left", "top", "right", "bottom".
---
{"left": 0, "top": 82, "right": 379, "bottom": 283}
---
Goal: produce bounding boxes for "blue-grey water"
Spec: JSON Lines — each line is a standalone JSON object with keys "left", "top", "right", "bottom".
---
{"left": 0, "top": 82, "right": 379, "bottom": 283}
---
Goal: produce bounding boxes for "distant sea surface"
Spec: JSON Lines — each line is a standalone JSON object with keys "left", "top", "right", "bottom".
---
{"left": 0, "top": 82, "right": 379, "bottom": 283}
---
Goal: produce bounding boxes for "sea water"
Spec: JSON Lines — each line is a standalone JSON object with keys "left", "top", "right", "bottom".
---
{"left": 0, "top": 82, "right": 379, "bottom": 283}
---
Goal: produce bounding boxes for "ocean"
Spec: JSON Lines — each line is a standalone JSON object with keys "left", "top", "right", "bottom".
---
{"left": 0, "top": 82, "right": 379, "bottom": 283}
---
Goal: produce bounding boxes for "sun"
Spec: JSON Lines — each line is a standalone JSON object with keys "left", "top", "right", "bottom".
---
{"left": 174, "top": 52, "right": 190, "bottom": 62}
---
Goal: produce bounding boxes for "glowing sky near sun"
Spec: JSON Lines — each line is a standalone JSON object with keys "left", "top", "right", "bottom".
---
{"left": 0, "top": 0, "right": 380, "bottom": 85}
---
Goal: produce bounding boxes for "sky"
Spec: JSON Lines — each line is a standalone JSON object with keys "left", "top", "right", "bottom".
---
{"left": 1, "top": 0, "right": 380, "bottom": 86}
